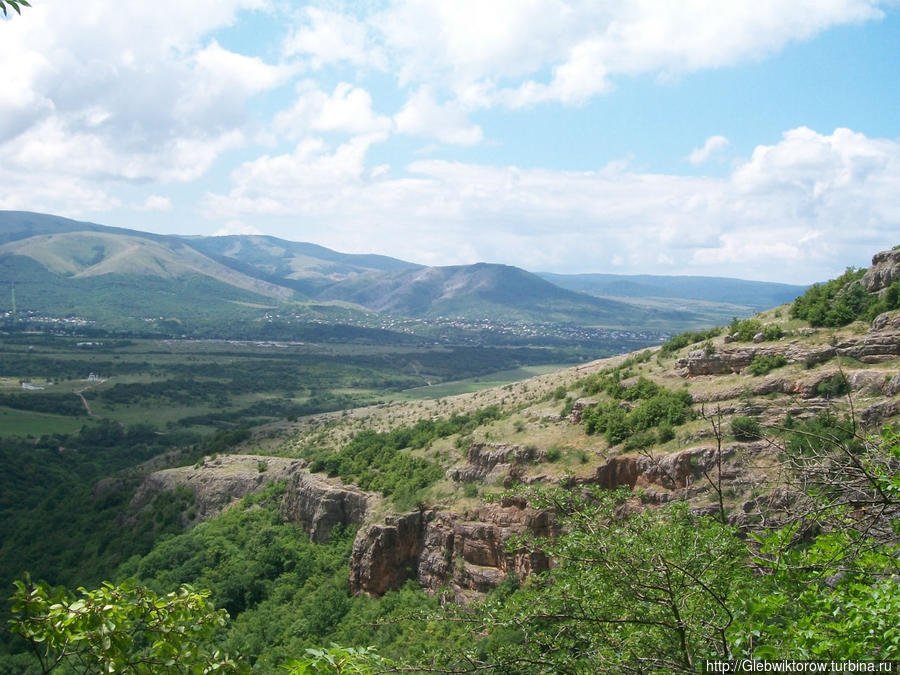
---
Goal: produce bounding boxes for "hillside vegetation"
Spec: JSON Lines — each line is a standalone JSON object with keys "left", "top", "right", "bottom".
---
{"left": 3, "top": 245, "right": 898, "bottom": 672}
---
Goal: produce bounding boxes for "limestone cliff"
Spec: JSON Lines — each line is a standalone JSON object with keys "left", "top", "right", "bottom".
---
{"left": 350, "top": 496, "right": 553, "bottom": 599}
{"left": 129, "top": 454, "right": 375, "bottom": 542}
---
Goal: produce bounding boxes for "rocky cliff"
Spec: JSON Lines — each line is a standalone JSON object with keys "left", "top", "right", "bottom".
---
{"left": 350, "top": 495, "right": 553, "bottom": 599}
{"left": 129, "top": 454, "right": 375, "bottom": 542}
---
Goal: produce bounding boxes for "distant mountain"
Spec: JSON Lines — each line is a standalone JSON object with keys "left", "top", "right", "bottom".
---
{"left": 186, "top": 234, "right": 420, "bottom": 296}
{"left": 540, "top": 272, "right": 806, "bottom": 310}
{"left": 315, "top": 262, "right": 677, "bottom": 326}
{"left": 0, "top": 211, "right": 803, "bottom": 333}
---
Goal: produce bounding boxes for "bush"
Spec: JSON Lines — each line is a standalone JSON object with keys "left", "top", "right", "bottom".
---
{"left": 728, "top": 318, "right": 762, "bottom": 342}
{"left": 584, "top": 387, "right": 693, "bottom": 446}
{"left": 816, "top": 373, "right": 850, "bottom": 399}
{"left": 659, "top": 327, "right": 722, "bottom": 356}
{"left": 731, "top": 416, "right": 762, "bottom": 441}
{"left": 746, "top": 354, "right": 788, "bottom": 376}
{"left": 791, "top": 267, "right": 877, "bottom": 327}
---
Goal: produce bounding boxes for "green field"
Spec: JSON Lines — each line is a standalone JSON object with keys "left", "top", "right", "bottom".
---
{"left": 0, "top": 334, "right": 608, "bottom": 438}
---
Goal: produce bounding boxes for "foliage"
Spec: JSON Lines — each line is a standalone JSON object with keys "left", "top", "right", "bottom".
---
{"left": 0, "top": 0, "right": 29, "bottom": 16}
{"left": 306, "top": 407, "right": 503, "bottom": 507}
{"left": 582, "top": 380, "right": 693, "bottom": 445}
{"left": 9, "top": 576, "right": 239, "bottom": 674}
{"left": 790, "top": 267, "right": 900, "bottom": 327}
{"left": 733, "top": 426, "right": 900, "bottom": 659}
{"left": 746, "top": 353, "right": 788, "bottom": 376}
{"left": 658, "top": 326, "right": 721, "bottom": 356}
{"left": 433, "top": 488, "right": 748, "bottom": 673}
{"left": 816, "top": 372, "right": 850, "bottom": 399}
{"left": 731, "top": 415, "right": 761, "bottom": 441}
{"left": 285, "top": 644, "right": 391, "bottom": 674}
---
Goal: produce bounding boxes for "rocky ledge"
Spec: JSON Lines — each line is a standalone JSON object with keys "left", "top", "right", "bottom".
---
{"left": 676, "top": 311, "right": 900, "bottom": 376}
{"left": 128, "top": 454, "right": 374, "bottom": 542}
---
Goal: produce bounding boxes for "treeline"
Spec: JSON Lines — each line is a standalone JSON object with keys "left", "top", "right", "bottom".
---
{"left": 0, "top": 391, "right": 84, "bottom": 416}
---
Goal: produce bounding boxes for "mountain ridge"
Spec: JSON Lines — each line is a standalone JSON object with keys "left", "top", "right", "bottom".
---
{"left": 0, "top": 211, "right": 806, "bottom": 331}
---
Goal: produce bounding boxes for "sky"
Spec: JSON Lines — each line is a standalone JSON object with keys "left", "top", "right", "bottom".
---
{"left": 1, "top": 1, "right": 899, "bottom": 284}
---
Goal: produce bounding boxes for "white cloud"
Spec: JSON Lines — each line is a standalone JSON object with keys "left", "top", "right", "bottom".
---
{"left": 274, "top": 82, "right": 392, "bottom": 138}
{"left": 283, "top": 6, "right": 385, "bottom": 70}
{"left": 393, "top": 88, "right": 483, "bottom": 145}
{"left": 0, "top": 0, "right": 282, "bottom": 210}
{"left": 204, "top": 126, "right": 900, "bottom": 283}
{"left": 366, "top": 0, "right": 887, "bottom": 108}
{"left": 688, "top": 135, "right": 731, "bottom": 164}
{"left": 138, "top": 195, "right": 173, "bottom": 212}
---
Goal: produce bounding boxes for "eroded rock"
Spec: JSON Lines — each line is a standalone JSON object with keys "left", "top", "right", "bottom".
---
{"left": 349, "top": 497, "right": 553, "bottom": 598}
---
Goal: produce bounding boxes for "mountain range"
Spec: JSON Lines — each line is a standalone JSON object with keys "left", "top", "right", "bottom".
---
{"left": 0, "top": 211, "right": 807, "bottom": 333}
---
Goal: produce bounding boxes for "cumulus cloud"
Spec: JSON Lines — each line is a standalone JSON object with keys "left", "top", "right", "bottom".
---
{"left": 204, "top": 126, "right": 900, "bottom": 283}
{"left": 367, "top": 0, "right": 886, "bottom": 108}
{"left": 214, "top": 220, "right": 263, "bottom": 236}
{"left": 274, "top": 82, "right": 392, "bottom": 138}
{"left": 0, "top": 0, "right": 283, "bottom": 216}
{"left": 688, "top": 135, "right": 731, "bottom": 164}
{"left": 393, "top": 88, "right": 483, "bottom": 145}
{"left": 284, "top": 6, "right": 386, "bottom": 70}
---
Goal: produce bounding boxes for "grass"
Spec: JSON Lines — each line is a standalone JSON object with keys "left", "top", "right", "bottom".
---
{"left": 0, "top": 407, "right": 87, "bottom": 436}
{"left": 396, "top": 364, "right": 574, "bottom": 400}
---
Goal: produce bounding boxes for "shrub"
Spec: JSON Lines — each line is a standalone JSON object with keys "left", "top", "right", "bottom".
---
{"left": 545, "top": 447, "right": 562, "bottom": 462}
{"left": 763, "top": 324, "right": 784, "bottom": 341}
{"left": 746, "top": 354, "right": 788, "bottom": 376}
{"left": 816, "top": 373, "right": 850, "bottom": 399}
{"left": 728, "top": 318, "right": 762, "bottom": 342}
{"left": 659, "top": 327, "right": 722, "bottom": 356}
{"left": 731, "top": 416, "right": 762, "bottom": 441}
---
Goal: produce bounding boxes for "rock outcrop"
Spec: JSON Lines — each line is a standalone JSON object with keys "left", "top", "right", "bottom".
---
{"left": 447, "top": 442, "right": 543, "bottom": 483}
{"left": 676, "top": 318, "right": 900, "bottom": 377}
{"left": 349, "top": 496, "right": 553, "bottom": 598}
{"left": 129, "top": 454, "right": 373, "bottom": 542}
{"left": 281, "top": 471, "right": 373, "bottom": 543}
{"left": 861, "top": 248, "right": 900, "bottom": 293}
{"left": 129, "top": 454, "right": 305, "bottom": 522}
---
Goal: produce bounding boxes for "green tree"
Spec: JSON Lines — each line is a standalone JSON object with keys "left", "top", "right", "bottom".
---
{"left": 285, "top": 644, "right": 391, "bottom": 674}
{"left": 441, "top": 488, "right": 748, "bottom": 673}
{"left": 9, "top": 576, "right": 242, "bottom": 673}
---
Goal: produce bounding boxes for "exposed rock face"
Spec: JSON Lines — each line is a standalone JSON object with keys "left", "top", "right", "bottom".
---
{"left": 281, "top": 472, "right": 373, "bottom": 543}
{"left": 447, "top": 442, "right": 543, "bottom": 483}
{"left": 129, "top": 454, "right": 373, "bottom": 542}
{"left": 349, "top": 497, "right": 553, "bottom": 598}
{"left": 349, "top": 510, "right": 427, "bottom": 596}
{"left": 569, "top": 398, "right": 599, "bottom": 423}
{"left": 579, "top": 446, "right": 727, "bottom": 494}
{"left": 862, "top": 249, "right": 900, "bottom": 293}
{"left": 129, "top": 454, "right": 305, "bottom": 522}
{"left": 676, "top": 320, "right": 900, "bottom": 377}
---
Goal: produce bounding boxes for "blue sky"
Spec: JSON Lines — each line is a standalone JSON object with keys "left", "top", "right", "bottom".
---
{"left": 1, "top": 1, "right": 899, "bottom": 283}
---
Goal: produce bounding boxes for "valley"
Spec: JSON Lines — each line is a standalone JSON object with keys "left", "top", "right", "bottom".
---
{"left": 1, "top": 213, "right": 898, "bottom": 672}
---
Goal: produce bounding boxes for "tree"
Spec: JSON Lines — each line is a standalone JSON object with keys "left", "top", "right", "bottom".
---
{"left": 434, "top": 487, "right": 749, "bottom": 673}
{"left": 9, "top": 576, "right": 243, "bottom": 673}
{"left": 0, "top": 0, "right": 30, "bottom": 16}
